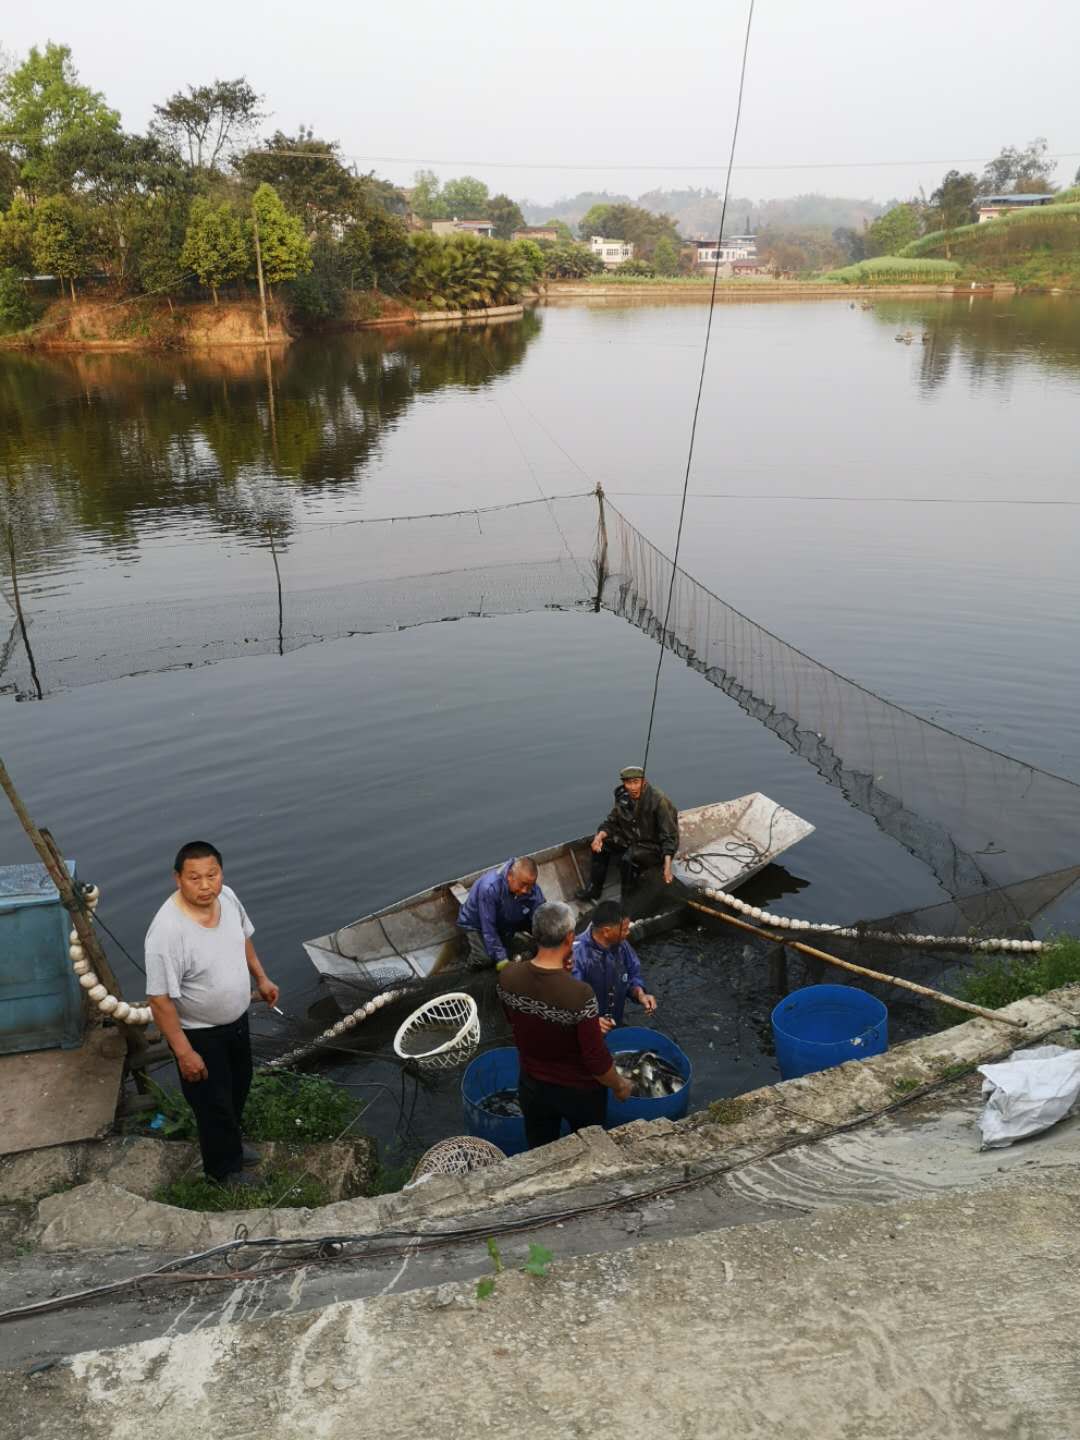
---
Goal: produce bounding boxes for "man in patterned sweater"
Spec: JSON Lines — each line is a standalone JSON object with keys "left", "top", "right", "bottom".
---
{"left": 498, "top": 901, "right": 631, "bottom": 1148}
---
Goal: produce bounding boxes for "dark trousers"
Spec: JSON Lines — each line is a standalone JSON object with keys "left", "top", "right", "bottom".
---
{"left": 462, "top": 928, "right": 536, "bottom": 969}
{"left": 178, "top": 1013, "right": 253, "bottom": 1181}
{"left": 518, "top": 1070, "right": 607, "bottom": 1149}
{"left": 588, "top": 840, "right": 656, "bottom": 902}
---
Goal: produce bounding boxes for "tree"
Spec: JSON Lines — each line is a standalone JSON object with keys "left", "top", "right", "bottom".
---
{"left": 543, "top": 218, "right": 575, "bottom": 242}
{"left": 31, "top": 195, "right": 93, "bottom": 300}
{"left": 151, "top": 78, "right": 263, "bottom": 171}
{"left": 249, "top": 183, "right": 311, "bottom": 292}
{"left": 236, "top": 128, "right": 358, "bottom": 228}
{"left": 57, "top": 129, "right": 189, "bottom": 284}
{"left": 0, "top": 266, "right": 32, "bottom": 332}
{"left": 928, "top": 171, "right": 978, "bottom": 251}
{"left": 179, "top": 197, "right": 248, "bottom": 302}
{"left": 487, "top": 193, "right": 524, "bottom": 240}
{"left": 0, "top": 42, "right": 120, "bottom": 198}
{"left": 509, "top": 237, "right": 544, "bottom": 283}
{"left": 980, "top": 138, "right": 1056, "bottom": 195}
{"left": 440, "top": 175, "right": 489, "bottom": 217}
{"left": 578, "top": 201, "right": 680, "bottom": 260}
{"left": 652, "top": 235, "right": 680, "bottom": 276}
{"left": 0, "top": 196, "right": 36, "bottom": 272}
{"left": 128, "top": 196, "right": 191, "bottom": 302}
{"left": 409, "top": 169, "right": 447, "bottom": 220}
{"left": 542, "top": 242, "right": 604, "bottom": 279}
{"left": 862, "top": 203, "right": 923, "bottom": 257}
{"left": 832, "top": 226, "right": 866, "bottom": 263}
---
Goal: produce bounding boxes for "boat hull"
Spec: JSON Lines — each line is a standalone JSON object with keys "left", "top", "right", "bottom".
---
{"left": 304, "top": 793, "right": 814, "bottom": 1009}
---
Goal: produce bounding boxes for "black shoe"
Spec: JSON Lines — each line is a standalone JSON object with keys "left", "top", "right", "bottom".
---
{"left": 574, "top": 885, "right": 601, "bottom": 903}
{"left": 216, "top": 1169, "right": 262, "bottom": 1191}
{"left": 241, "top": 1143, "right": 263, "bottom": 1167}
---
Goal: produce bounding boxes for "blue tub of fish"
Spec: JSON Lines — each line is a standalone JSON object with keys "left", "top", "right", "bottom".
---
{"left": 462, "top": 1046, "right": 528, "bottom": 1157}
{"left": 605, "top": 1026, "right": 692, "bottom": 1127}
{"left": 771, "top": 983, "right": 888, "bottom": 1081}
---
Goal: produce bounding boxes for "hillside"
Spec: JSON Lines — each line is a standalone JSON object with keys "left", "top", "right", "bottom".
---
{"left": 521, "top": 189, "right": 881, "bottom": 237}
{"left": 899, "top": 198, "right": 1080, "bottom": 287}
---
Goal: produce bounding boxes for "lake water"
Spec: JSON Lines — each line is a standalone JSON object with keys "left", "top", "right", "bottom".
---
{"left": 2, "top": 294, "right": 1079, "bottom": 1155}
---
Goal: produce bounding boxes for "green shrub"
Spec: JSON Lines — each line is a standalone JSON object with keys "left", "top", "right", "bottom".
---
{"left": 140, "top": 1071, "right": 362, "bottom": 1143}
{"left": 404, "top": 231, "right": 533, "bottom": 310}
{"left": 951, "top": 935, "right": 1080, "bottom": 1013}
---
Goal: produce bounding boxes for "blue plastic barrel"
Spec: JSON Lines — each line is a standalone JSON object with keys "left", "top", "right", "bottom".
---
{"left": 771, "top": 984, "right": 888, "bottom": 1081}
{"left": 605, "top": 1026, "right": 693, "bottom": 1127}
{"left": 462, "top": 1047, "right": 528, "bottom": 1156}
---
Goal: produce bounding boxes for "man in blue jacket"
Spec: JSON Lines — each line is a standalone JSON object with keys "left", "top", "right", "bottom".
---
{"left": 571, "top": 900, "right": 657, "bottom": 1034}
{"left": 457, "top": 856, "right": 545, "bottom": 969}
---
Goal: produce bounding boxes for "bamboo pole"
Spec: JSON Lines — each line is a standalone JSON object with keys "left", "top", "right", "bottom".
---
{"left": 686, "top": 897, "right": 1026, "bottom": 1028}
{"left": 5, "top": 525, "right": 42, "bottom": 701}
{"left": 0, "top": 756, "right": 145, "bottom": 1055}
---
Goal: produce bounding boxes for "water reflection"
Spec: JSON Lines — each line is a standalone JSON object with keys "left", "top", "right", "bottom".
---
{"left": 869, "top": 295, "right": 1080, "bottom": 394}
{"left": 0, "top": 312, "right": 542, "bottom": 568}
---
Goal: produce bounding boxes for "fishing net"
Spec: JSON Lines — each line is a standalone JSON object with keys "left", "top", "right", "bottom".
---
{"left": 0, "top": 493, "right": 602, "bottom": 696}
{"left": 6, "top": 483, "right": 1079, "bottom": 912}
{"left": 599, "top": 498, "right": 1080, "bottom": 895}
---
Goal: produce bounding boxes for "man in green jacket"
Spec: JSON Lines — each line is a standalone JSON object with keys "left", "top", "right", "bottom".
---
{"left": 576, "top": 765, "right": 679, "bottom": 904}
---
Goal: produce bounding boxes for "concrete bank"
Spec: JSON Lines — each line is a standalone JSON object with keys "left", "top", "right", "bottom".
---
{"left": 4, "top": 1163, "right": 1079, "bottom": 1440}
{"left": 16, "top": 985, "right": 1080, "bottom": 1256}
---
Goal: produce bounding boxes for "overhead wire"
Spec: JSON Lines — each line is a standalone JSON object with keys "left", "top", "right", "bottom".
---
{"left": 641, "top": 0, "right": 756, "bottom": 773}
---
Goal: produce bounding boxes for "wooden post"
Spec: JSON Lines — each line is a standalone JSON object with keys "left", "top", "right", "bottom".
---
{"left": 5, "top": 525, "right": 42, "bottom": 701}
{"left": 0, "top": 757, "right": 146, "bottom": 1058}
{"left": 686, "top": 897, "right": 1026, "bottom": 1028}
{"left": 252, "top": 205, "right": 271, "bottom": 345}
{"left": 767, "top": 942, "right": 788, "bottom": 997}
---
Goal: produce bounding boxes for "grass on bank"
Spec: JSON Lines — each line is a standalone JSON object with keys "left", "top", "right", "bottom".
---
{"left": 140, "top": 1070, "right": 363, "bottom": 1144}
{"left": 818, "top": 256, "right": 960, "bottom": 284}
{"left": 944, "top": 936, "right": 1080, "bottom": 1018}
{"left": 157, "top": 1166, "right": 331, "bottom": 1212}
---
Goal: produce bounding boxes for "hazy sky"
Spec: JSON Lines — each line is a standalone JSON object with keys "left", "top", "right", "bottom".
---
{"left": 8, "top": 0, "right": 1078, "bottom": 204}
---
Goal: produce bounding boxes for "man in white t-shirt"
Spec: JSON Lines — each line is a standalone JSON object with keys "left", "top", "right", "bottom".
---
{"left": 146, "top": 841, "right": 279, "bottom": 1185}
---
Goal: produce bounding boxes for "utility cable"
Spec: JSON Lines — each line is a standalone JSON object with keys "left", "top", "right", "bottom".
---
{"left": 641, "top": 0, "right": 756, "bottom": 773}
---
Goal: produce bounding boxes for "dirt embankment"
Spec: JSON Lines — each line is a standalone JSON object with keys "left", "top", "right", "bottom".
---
{"left": 7, "top": 297, "right": 293, "bottom": 350}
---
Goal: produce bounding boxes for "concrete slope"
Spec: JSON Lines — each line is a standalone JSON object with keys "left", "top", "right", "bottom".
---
{"left": 5, "top": 1167, "right": 1079, "bottom": 1440}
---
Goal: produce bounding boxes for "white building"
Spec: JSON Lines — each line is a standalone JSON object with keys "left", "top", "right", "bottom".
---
{"left": 976, "top": 194, "right": 1056, "bottom": 223}
{"left": 694, "top": 234, "right": 758, "bottom": 265}
{"left": 589, "top": 236, "right": 635, "bottom": 267}
{"left": 431, "top": 218, "right": 496, "bottom": 237}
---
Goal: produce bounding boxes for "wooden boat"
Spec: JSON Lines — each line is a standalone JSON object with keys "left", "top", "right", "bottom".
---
{"left": 304, "top": 793, "right": 815, "bottom": 1007}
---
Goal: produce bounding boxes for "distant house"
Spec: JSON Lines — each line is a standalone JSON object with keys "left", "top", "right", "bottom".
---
{"left": 589, "top": 236, "right": 634, "bottom": 267}
{"left": 976, "top": 194, "right": 1057, "bottom": 223}
{"left": 512, "top": 226, "right": 560, "bottom": 243}
{"left": 431, "top": 218, "right": 496, "bottom": 237}
{"left": 693, "top": 234, "right": 758, "bottom": 265}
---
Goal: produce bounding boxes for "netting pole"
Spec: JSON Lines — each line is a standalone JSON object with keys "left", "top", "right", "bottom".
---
{"left": 267, "top": 523, "right": 284, "bottom": 657}
{"left": 594, "top": 483, "right": 608, "bottom": 614}
{"left": 5, "top": 525, "right": 42, "bottom": 701}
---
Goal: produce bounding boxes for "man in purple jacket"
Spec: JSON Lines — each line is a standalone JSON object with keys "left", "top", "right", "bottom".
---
{"left": 457, "top": 856, "right": 545, "bottom": 969}
{"left": 571, "top": 900, "right": 657, "bottom": 1034}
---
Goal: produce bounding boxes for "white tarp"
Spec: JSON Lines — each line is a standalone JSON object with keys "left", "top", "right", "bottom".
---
{"left": 976, "top": 1044, "right": 1080, "bottom": 1149}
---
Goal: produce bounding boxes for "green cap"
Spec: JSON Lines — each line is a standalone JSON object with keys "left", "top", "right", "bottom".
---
{"left": 619, "top": 765, "right": 645, "bottom": 781}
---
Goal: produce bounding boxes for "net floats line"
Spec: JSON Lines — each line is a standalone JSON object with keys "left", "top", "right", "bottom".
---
{"left": 696, "top": 883, "right": 1045, "bottom": 954}
{"left": 687, "top": 897, "right": 1027, "bottom": 1029}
